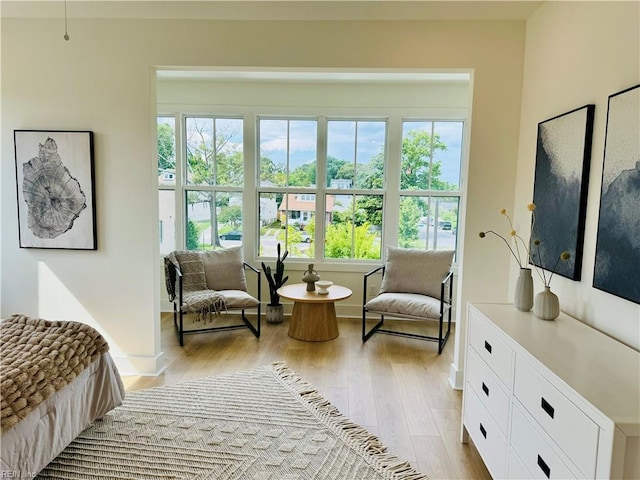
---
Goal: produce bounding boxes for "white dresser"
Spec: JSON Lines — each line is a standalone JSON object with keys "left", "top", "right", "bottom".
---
{"left": 461, "top": 303, "right": 640, "bottom": 479}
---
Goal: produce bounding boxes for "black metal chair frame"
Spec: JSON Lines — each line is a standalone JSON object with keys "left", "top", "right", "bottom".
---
{"left": 170, "top": 261, "right": 261, "bottom": 346}
{"left": 362, "top": 265, "right": 453, "bottom": 354}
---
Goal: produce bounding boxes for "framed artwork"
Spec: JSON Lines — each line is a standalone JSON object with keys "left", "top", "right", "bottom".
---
{"left": 594, "top": 84, "right": 640, "bottom": 304}
{"left": 529, "top": 104, "right": 595, "bottom": 280}
{"left": 14, "top": 130, "right": 96, "bottom": 250}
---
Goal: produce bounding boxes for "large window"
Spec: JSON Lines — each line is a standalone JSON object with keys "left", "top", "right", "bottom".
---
{"left": 258, "top": 118, "right": 317, "bottom": 258}
{"left": 397, "top": 121, "right": 463, "bottom": 253}
{"left": 158, "top": 114, "right": 464, "bottom": 261}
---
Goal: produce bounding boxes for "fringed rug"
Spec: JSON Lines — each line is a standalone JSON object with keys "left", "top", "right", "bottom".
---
{"left": 37, "top": 362, "right": 427, "bottom": 480}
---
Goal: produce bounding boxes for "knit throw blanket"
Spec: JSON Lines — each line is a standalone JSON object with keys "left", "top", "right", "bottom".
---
{"left": 165, "top": 251, "right": 226, "bottom": 321}
{"left": 37, "top": 362, "right": 428, "bottom": 480}
{"left": 0, "top": 314, "right": 109, "bottom": 433}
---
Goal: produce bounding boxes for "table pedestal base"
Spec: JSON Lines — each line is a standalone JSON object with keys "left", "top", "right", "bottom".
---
{"left": 288, "top": 302, "right": 339, "bottom": 341}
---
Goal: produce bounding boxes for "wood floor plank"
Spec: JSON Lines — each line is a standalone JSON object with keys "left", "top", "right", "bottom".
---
{"left": 121, "top": 314, "right": 490, "bottom": 479}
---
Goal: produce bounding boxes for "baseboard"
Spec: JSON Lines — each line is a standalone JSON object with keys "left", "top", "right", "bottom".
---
{"left": 448, "top": 362, "right": 464, "bottom": 390}
{"left": 112, "top": 351, "right": 166, "bottom": 376}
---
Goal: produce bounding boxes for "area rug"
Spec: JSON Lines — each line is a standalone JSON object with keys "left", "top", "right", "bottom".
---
{"left": 36, "top": 362, "right": 427, "bottom": 480}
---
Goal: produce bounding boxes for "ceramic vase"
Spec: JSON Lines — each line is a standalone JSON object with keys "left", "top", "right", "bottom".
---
{"left": 514, "top": 268, "right": 533, "bottom": 312}
{"left": 265, "top": 304, "right": 284, "bottom": 324}
{"left": 302, "top": 264, "right": 320, "bottom": 291}
{"left": 534, "top": 286, "right": 560, "bottom": 321}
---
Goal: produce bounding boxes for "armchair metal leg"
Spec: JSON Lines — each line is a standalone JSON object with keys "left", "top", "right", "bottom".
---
{"left": 172, "top": 302, "right": 184, "bottom": 347}
{"left": 362, "top": 309, "right": 384, "bottom": 342}
{"left": 241, "top": 308, "right": 261, "bottom": 339}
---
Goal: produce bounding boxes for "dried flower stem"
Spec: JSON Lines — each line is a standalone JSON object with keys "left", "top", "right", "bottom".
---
{"left": 481, "top": 230, "right": 523, "bottom": 268}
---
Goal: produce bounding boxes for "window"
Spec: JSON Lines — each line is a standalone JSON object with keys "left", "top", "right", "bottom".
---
{"left": 258, "top": 118, "right": 317, "bottom": 258}
{"left": 184, "top": 116, "right": 244, "bottom": 250}
{"left": 159, "top": 114, "right": 464, "bottom": 261}
{"left": 324, "top": 120, "right": 386, "bottom": 259}
{"left": 158, "top": 116, "right": 176, "bottom": 255}
{"left": 397, "top": 121, "right": 463, "bottom": 253}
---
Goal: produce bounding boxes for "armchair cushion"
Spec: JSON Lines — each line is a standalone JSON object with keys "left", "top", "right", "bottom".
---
{"left": 202, "top": 247, "right": 247, "bottom": 292}
{"left": 219, "top": 290, "right": 260, "bottom": 309}
{"left": 366, "top": 292, "right": 443, "bottom": 319}
{"left": 379, "top": 246, "right": 454, "bottom": 298}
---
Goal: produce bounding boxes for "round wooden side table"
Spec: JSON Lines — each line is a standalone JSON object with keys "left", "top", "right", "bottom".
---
{"left": 277, "top": 283, "right": 352, "bottom": 341}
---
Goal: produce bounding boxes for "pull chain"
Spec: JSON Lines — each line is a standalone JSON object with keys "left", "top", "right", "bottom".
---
{"left": 63, "top": 0, "right": 70, "bottom": 41}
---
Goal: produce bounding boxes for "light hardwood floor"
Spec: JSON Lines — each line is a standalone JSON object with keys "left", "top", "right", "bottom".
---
{"left": 122, "top": 313, "right": 491, "bottom": 480}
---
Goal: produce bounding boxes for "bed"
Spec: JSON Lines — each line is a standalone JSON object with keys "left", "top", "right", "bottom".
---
{"left": 1, "top": 314, "right": 125, "bottom": 478}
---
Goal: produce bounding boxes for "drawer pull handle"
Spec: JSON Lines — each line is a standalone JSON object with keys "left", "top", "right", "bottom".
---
{"left": 479, "top": 423, "right": 487, "bottom": 439}
{"left": 484, "top": 341, "right": 492, "bottom": 353}
{"left": 541, "top": 397, "right": 555, "bottom": 419}
{"left": 481, "top": 382, "right": 489, "bottom": 396}
{"left": 537, "top": 454, "right": 551, "bottom": 478}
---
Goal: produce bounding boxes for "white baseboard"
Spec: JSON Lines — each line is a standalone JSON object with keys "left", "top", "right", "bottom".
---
{"left": 448, "top": 362, "right": 464, "bottom": 390}
{"left": 112, "top": 351, "right": 166, "bottom": 376}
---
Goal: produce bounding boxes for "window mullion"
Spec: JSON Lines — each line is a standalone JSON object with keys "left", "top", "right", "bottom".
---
{"left": 385, "top": 117, "right": 403, "bottom": 250}
{"left": 316, "top": 116, "right": 327, "bottom": 259}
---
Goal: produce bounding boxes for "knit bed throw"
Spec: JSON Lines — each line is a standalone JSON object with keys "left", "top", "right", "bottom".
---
{"left": 0, "top": 314, "right": 109, "bottom": 433}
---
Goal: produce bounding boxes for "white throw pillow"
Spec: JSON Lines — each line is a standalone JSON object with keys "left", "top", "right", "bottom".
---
{"left": 379, "top": 246, "right": 454, "bottom": 298}
{"left": 202, "top": 247, "right": 248, "bottom": 292}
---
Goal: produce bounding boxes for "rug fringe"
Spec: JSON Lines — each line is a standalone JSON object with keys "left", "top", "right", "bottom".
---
{"left": 269, "top": 361, "right": 429, "bottom": 480}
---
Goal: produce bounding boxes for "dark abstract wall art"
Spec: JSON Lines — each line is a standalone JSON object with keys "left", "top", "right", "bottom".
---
{"left": 529, "top": 104, "right": 595, "bottom": 281}
{"left": 594, "top": 85, "right": 640, "bottom": 304}
{"left": 14, "top": 130, "right": 96, "bottom": 250}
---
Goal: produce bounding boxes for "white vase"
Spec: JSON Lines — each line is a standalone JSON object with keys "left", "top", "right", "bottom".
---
{"left": 534, "top": 286, "right": 560, "bottom": 321}
{"left": 514, "top": 268, "right": 533, "bottom": 312}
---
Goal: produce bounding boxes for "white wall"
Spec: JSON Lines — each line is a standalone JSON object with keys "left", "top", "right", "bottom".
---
{"left": 514, "top": 1, "right": 640, "bottom": 349}
{"left": 1, "top": 16, "right": 525, "bottom": 375}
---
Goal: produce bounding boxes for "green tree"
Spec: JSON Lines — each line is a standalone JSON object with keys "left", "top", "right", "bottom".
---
{"left": 325, "top": 222, "right": 379, "bottom": 259}
{"left": 218, "top": 205, "right": 242, "bottom": 229}
{"left": 157, "top": 122, "right": 175, "bottom": 173}
{"left": 400, "top": 130, "right": 452, "bottom": 190}
{"left": 399, "top": 198, "right": 421, "bottom": 247}
{"left": 187, "top": 220, "right": 199, "bottom": 250}
{"left": 288, "top": 162, "right": 316, "bottom": 187}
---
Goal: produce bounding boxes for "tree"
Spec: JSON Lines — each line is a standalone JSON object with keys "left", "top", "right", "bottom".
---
{"left": 157, "top": 122, "right": 175, "bottom": 173}
{"left": 399, "top": 198, "right": 421, "bottom": 247}
{"left": 400, "top": 130, "right": 452, "bottom": 191}
{"left": 218, "top": 205, "right": 242, "bottom": 229}
{"left": 288, "top": 162, "right": 316, "bottom": 187}
{"left": 325, "top": 221, "right": 379, "bottom": 259}
{"left": 187, "top": 220, "right": 199, "bottom": 250}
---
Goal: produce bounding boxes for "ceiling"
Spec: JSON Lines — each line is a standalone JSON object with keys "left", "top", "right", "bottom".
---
{"left": 2, "top": 1, "right": 544, "bottom": 21}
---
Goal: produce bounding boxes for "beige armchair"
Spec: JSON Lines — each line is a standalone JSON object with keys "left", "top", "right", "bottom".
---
{"left": 165, "top": 247, "right": 261, "bottom": 346}
{"left": 362, "top": 246, "right": 454, "bottom": 354}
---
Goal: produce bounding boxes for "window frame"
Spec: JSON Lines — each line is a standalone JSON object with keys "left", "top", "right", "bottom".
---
{"left": 158, "top": 109, "right": 467, "bottom": 269}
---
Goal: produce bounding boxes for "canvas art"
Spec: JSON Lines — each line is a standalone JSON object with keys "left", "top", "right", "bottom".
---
{"left": 594, "top": 85, "right": 640, "bottom": 304}
{"left": 530, "top": 104, "right": 595, "bottom": 281}
{"left": 14, "top": 130, "right": 96, "bottom": 249}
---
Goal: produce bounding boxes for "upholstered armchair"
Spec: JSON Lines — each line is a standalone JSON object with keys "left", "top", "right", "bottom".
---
{"left": 165, "top": 247, "right": 261, "bottom": 346}
{"left": 362, "top": 246, "right": 454, "bottom": 354}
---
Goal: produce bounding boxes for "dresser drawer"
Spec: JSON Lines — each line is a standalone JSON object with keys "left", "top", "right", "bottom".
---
{"left": 465, "top": 347, "right": 510, "bottom": 435}
{"left": 511, "top": 404, "right": 578, "bottom": 479}
{"left": 508, "top": 448, "right": 531, "bottom": 479}
{"left": 464, "top": 387, "right": 507, "bottom": 479}
{"left": 514, "top": 356, "right": 598, "bottom": 478}
{"left": 468, "top": 308, "right": 514, "bottom": 388}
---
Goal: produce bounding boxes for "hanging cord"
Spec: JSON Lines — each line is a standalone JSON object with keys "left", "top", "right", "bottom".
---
{"left": 63, "top": 0, "right": 70, "bottom": 41}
